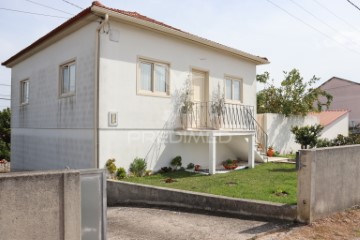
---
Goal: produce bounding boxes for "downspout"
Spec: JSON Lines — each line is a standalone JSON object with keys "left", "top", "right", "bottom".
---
{"left": 94, "top": 14, "right": 109, "bottom": 168}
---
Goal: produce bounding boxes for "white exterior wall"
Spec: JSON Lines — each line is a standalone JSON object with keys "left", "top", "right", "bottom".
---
{"left": 258, "top": 113, "right": 319, "bottom": 154}
{"left": 321, "top": 114, "right": 349, "bottom": 139}
{"left": 98, "top": 20, "right": 258, "bottom": 170}
{"left": 10, "top": 23, "right": 98, "bottom": 171}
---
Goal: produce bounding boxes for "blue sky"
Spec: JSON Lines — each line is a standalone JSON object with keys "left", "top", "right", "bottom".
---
{"left": 1, "top": 0, "right": 360, "bottom": 110}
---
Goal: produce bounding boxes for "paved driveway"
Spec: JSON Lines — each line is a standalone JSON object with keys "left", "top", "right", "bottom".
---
{"left": 107, "top": 206, "right": 289, "bottom": 240}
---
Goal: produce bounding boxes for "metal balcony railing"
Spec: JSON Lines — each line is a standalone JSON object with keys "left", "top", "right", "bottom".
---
{"left": 180, "top": 102, "right": 255, "bottom": 130}
{"left": 180, "top": 101, "right": 268, "bottom": 157}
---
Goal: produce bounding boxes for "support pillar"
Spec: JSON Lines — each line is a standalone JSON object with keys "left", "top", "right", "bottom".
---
{"left": 248, "top": 134, "right": 255, "bottom": 168}
{"left": 209, "top": 134, "right": 216, "bottom": 174}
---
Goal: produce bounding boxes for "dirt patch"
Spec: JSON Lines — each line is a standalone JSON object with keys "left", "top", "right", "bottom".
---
{"left": 258, "top": 206, "right": 360, "bottom": 240}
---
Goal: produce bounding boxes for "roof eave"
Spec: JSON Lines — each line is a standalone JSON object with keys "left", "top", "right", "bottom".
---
{"left": 91, "top": 5, "right": 269, "bottom": 65}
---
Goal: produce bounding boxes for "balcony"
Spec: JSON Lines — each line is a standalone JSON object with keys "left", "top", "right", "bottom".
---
{"left": 180, "top": 102, "right": 256, "bottom": 131}
{"left": 177, "top": 102, "right": 268, "bottom": 174}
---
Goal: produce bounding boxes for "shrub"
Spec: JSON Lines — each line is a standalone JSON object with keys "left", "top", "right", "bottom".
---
{"left": 105, "top": 159, "right": 117, "bottom": 174}
{"left": 170, "top": 156, "right": 182, "bottom": 170}
{"left": 160, "top": 166, "right": 172, "bottom": 173}
{"left": 116, "top": 167, "right": 126, "bottom": 179}
{"left": 291, "top": 124, "right": 324, "bottom": 149}
{"left": 316, "top": 134, "right": 360, "bottom": 148}
{"left": 129, "top": 157, "right": 147, "bottom": 177}
{"left": 316, "top": 138, "right": 332, "bottom": 148}
{"left": 186, "top": 163, "right": 194, "bottom": 169}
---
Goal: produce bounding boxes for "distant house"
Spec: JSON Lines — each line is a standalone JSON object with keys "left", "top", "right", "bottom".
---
{"left": 318, "top": 77, "right": 360, "bottom": 127}
{"left": 2, "top": 2, "right": 269, "bottom": 173}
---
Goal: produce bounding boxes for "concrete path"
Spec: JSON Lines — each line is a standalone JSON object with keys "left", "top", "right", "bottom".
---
{"left": 107, "top": 206, "right": 290, "bottom": 240}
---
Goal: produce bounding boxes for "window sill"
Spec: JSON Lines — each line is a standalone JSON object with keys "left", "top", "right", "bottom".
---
{"left": 59, "top": 92, "right": 76, "bottom": 98}
{"left": 225, "top": 99, "right": 242, "bottom": 104}
{"left": 137, "top": 91, "right": 170, "bottom": 98}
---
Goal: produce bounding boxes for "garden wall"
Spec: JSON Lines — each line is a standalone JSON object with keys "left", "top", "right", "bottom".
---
{"left": 297, "top": 145, "right": 360, "bottom": 223}
{"left": 0, "top": 170, "right": 81, "bottom": 240}
{"left": 257, "top": 113, "right": 349, "bottom": 154}
{"left": 107, "top": 180, "right": 297, "bottom": 221}
{"left": 257, "top": 113, "right": 318, "bottom": 153}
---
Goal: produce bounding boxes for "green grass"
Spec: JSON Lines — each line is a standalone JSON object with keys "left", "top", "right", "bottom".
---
{"left": 121, "top": 163, "right": 297, "bottom": 205}
{"left": 276, "top": 153, "right": 296, "bottom": 159}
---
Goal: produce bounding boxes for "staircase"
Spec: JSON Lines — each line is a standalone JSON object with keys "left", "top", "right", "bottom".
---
{"left": 253, "top": 116, "right": 268, "bottom": 162}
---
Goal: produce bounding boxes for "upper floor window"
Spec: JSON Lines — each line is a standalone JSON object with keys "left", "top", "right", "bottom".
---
{"left": 138, "top": 58, "right": 169, "bottom": 96}
{"left": 60, "top": 61, "right": 76, "bottom": 96}
{"left": 225, "top": 77, "right": 242, "bottom": 102}
{"left": 20, "top": 79, "right": 29, "bottom": 105}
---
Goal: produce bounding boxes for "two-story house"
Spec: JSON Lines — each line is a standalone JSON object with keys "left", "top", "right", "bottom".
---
{"left": 2, "top": 1, "right": 269, "bottom": 174}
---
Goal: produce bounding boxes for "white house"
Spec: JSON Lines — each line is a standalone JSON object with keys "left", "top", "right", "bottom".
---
{"left": 2, "top": 2, "right": 269, "bottom": 174}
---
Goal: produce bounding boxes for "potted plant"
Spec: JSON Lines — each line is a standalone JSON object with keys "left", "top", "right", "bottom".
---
{"left": 180, "top": 76, "right": 194, "bottom": 130}
{"left": 194, "top": 164, "right": 201, "bottom": 171}
{"left": 222, "top": 159, "right": 238, "bottom": 170}
{"left": 267, "top": 146, "right": 275, "bottom": 157}
{"left": 211, "top": 84, "right": 225, "bottom": 130}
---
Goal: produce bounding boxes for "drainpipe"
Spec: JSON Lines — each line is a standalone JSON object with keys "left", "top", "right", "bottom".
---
{"left": 94, "top": 14, "right": 109, "bottom": 168}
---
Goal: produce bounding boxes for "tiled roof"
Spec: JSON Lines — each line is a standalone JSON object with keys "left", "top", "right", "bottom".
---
{"left": 309, "top": 110, "right": 349, "bottom": 126}
{"left": 3, "top": 1, "right": 268, "bottom": 67}
{"left": 92, "top": 1, "right": 182, "bottom": 32}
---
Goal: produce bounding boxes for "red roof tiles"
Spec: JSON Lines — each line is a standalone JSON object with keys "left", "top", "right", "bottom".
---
{"left": 309, "top": 110, "right": 349, "bottom": 126}
{"left": 92, "top": 1, "right": 183, "bottom": 32}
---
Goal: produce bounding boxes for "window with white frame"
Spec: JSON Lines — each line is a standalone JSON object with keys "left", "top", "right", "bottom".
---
{"left": 60, "top": 61, "right": 76, "bottom": 96}
{"left": 20, "top": 79, "right": 29, "bottom": 104}
{"left": 225, "top": 77, "right": 242, "bottom": 101}
{"left": 138, "top": 59, "right": 169, "bottom": 96}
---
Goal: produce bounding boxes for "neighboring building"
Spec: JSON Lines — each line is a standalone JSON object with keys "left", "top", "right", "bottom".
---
{"left": 257, "top": 111, "right": 349, "bottom": 153}
{"left": 2, "top": 2, "right": 269, "bottom": 173}
{"left": 308, "top": 110, "right": 349, "bottom": 140}
{"left": 318, "top": 77, "right": 360, "bottom": 126}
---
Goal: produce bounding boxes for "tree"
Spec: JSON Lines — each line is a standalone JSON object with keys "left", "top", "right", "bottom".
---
{"left": 291, "top": 124, "right": 324, "bottom": 149}
{"left": 0, "top": 107, "right": 11, "bottom": 161}
{"left": 257, "top": 69, "right": 333, "bottom": 116}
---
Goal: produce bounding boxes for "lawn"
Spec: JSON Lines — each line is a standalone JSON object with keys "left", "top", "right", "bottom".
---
{"left": 121, "top": 163, "right": 297, "bottom": 205}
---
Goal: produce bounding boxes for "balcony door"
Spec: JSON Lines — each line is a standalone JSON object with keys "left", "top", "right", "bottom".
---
{"left": 192, "top": 70, "right": 208, "bottom": 128}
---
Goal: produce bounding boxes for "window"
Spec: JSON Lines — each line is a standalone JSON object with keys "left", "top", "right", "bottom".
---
{"left": 60, "top": 61, "right": 76, "bottom": 96}
{"left": 20, "top": 79, "right": 29, "bottom": 105}
{"left": 225, "top": 77, "right": 242, "bottom": 102}
{"left": 138, "top": 59, "right": 169, "bottom": 96}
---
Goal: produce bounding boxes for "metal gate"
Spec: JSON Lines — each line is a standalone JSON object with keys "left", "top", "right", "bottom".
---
{"left": 80, "top": 169, "right": 107, "bottom": 240}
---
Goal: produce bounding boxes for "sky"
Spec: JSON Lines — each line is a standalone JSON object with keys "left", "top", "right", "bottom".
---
{"left": 1, "top": 0, "right": 360, "bottom": 110}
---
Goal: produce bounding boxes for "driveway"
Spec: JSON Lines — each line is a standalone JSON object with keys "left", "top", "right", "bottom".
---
{"left": 107, "top": 206, "right": 290, "bottom": 240}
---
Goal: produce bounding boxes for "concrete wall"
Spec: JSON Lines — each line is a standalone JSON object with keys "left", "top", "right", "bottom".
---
{"left": 297, "top": 145, "right": 360, "bottom": 223}
{"left": 0, "top": 170, "right": 81, "bottom": 240}
{"left": 10, "top": 22, "right": 98, "bottom": 171}
{"left": 107, "top": 180, "right": 297, "bottom": 221}
{"left": 321, "top": 113, "right": 349, "bottom": 139}
{"left": 98, "top": 20, "right": 258, "bottom": 170}
{"left": 257, "top": 113, "right": 319, "bottom": 153}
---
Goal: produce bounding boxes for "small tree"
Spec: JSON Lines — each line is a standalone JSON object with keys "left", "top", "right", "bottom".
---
{"left": 291, "top": 124, "right": 324, "bottom": 149}
{"left": 257, "top": 69, "right": 333, "bottom": 116}
{"left": 0, "top": 108, "right": 11, "bottom": 161}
